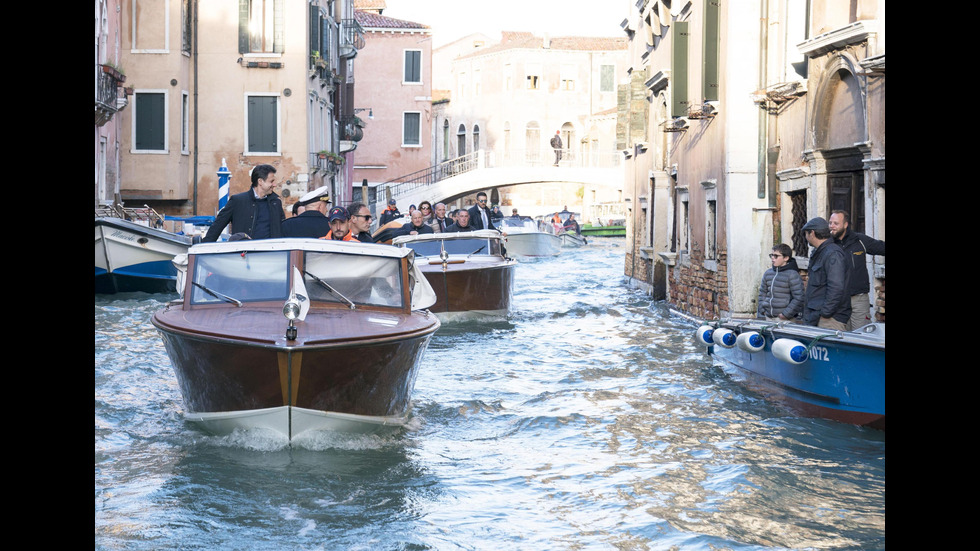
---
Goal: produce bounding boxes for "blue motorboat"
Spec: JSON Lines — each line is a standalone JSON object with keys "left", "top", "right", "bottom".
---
{"left": 697, "top": 319, "right": 885, "bottom": 430}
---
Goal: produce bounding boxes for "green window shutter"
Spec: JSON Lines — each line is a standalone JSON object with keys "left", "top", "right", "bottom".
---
{"left": 135, "top": 93, "right": 166, "bottom": 151}
{"left": 702, "top": 1, "right": 720, "bottom": 102}
{"left": 238, "top": 0, "right": 249, "bottom": 54}
{"left": 404, "top": 113, "right": 420, "bottom": 145}
{"left": 310, "top": 4, "right": 318, "bottom": 69}
{"left": 671, "top": 21, "right": 689, "bottom": 117}
{"left": 248, "top": 96, "right": 278, "bottom": 152}
{"left": 405, "top": 51, "right": 421, "bottom": 82}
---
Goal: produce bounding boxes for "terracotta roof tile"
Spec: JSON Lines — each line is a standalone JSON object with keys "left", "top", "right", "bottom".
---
{"left": 354, "top": 10, "right": 429, "bottom": 31}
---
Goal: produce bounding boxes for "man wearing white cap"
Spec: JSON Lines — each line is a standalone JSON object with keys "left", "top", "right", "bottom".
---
{"left": 281, "top": 186, "right": 332, "bottom": 238}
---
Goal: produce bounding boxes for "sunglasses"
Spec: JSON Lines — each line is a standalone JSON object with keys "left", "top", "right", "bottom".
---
{"left": 353, "top": 214, "right": 373, "bottom": 221}
{"left": 768, "top": 254, "right": 785, "bottom": 258}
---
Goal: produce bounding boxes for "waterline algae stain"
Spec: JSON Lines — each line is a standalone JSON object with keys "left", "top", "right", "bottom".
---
{"left": 96, "top": 238, "right": 884, "bottom": 550}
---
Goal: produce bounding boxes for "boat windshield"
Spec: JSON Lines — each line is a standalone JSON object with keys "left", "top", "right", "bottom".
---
{"left": 303, "top": 252, "right": 405, "bottom": 309}
{"left": 498, "top": 217, "right": 537, "bottom": 231}
{"left": 403, "top": 237, "right": 500, "bottom": 257}
{"left": 190, "top": 250, "right": 290, "bottom": 304}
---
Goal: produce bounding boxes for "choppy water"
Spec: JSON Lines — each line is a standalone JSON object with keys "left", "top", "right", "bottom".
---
{"left": 95, "top": 238, "right": 885, "bottom": 550}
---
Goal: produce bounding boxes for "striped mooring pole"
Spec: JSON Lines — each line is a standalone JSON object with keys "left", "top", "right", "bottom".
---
{"left": 217, "top": 158, "right": 231, "bottom": 213}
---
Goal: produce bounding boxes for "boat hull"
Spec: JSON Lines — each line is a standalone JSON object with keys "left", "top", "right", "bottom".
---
{"left": 709, "top": 321, "right": 885, "bottom": 430}
{"left": 152, "top": 305, "right": 439, "bottom": 439}
{"left": 559, "top": 232, "right": 588, "bottom": 247}
{"left": 420, "top": 260, "right": 516, "bottom": 320}
{"left": 95, "top": 217, "right": 193, "bottom": 294}
{"left": 580, "top": 225, "right": 625, "bottom": 237}
{"left": 504, "top": 232, "right": 561, "bottom": 257}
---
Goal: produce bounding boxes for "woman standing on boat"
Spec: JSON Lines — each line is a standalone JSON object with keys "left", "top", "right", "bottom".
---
{"left": 757, "top": 243, "right": 804, "bottom": 322}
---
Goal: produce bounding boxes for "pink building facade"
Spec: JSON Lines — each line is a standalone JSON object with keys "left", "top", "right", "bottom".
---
{"left": 352, "top": 8, "right": 432, "bottom": 191}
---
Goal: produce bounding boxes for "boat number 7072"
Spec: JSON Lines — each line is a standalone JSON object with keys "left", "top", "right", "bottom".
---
{"left": 808, "top": 345, "right": 831, "bottom": 361}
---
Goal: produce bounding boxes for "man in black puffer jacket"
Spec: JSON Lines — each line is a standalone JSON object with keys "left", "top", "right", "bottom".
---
{"left": 801, "top": 217, "right": 850, "bottom": 329}
{"left": 757, "top": 243, "right": 804, "bottom": 321}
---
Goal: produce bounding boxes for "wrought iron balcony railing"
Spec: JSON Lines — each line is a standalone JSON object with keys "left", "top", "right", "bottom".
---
{"left": 340, "top": 18, "right": 365, "bottom": 56}
{"left": 95, "top": 65, "right": 125, "bottom": 126}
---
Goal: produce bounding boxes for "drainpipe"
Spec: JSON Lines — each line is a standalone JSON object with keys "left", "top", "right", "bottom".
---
{"left": 757, "top": 0, "right": 768, "bottom": 200}
{"left": 192, "top": 0, "right": 199, "bottom": 214}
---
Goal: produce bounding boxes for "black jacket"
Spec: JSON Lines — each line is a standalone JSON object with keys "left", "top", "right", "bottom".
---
{"left": 803, "top": 240, "right": 851, "bottom": 325}
{"left": 444, "top": 222, "right": 476, "bottom": 233}
{"left": 281, "top": 210, "right": 331, "bottom": 239}
{"left": 467, "top": 204, "right": 496, "bottom": 230}
{"left": 834, "top": 230, "right": 885, "bottom": 296}
{"left": 203, "top": 189, "right": 284, "bottom": 242}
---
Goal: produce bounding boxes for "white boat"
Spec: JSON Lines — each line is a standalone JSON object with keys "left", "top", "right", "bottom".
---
{"left": 95, "top": 216, "right": 195, "bottom": 294}
{"left": 558, "top": 231, "right": 588, "bottom": 247}
{"left": 496, "top": 216, "right": 561, "bottom": 257}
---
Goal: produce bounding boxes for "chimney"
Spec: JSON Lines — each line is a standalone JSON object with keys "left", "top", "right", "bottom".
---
{"left": 543, "top": 33, "right": 550, "bottom": 49}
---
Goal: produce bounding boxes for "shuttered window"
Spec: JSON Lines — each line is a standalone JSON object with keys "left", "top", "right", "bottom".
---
{"left": 404, "top": 50, "right": 422, "bottom": 83}
{"left": 702, "top": 0, "right": 720, "bottom": 102}
{"left": 403, "top": 112, "right": 421, "bottom": 146}
{"left": 247, "top": 95, "right": 279, "bottom": 154}
{"left": 671, "top": 21, "right": 689, "bottom": 117}
{"left": 135, "top": 92, "right": 166, "bottom": 152}
{"left": 600, "top": 65, "right": 615, "bottom": 92}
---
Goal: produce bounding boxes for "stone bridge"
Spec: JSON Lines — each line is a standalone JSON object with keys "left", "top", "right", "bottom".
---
{"left": 376, "top": 150, "right": 623, "bottom": 211}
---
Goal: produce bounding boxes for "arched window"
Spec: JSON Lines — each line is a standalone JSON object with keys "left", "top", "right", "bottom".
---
{"left": 457, "top": 123, "right": 467, "bottom": 156}
{"left": 473, "top": 124, "right": 480, "bottom": 152}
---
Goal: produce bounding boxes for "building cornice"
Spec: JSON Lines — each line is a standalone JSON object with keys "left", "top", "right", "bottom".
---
{"left": 798, "top": 20, "right": 878, "bottom": 58}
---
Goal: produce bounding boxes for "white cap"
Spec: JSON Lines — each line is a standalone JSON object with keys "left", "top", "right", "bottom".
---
{"left": 298, "top": 185, "right": 331, "bottom": 206}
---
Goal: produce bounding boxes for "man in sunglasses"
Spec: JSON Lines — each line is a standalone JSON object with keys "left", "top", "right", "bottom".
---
{"left": 347, "top": 202, "right": 375, "bottom": 243}
{"left": 467, "top": 192, "right": 497, "bottom": 231}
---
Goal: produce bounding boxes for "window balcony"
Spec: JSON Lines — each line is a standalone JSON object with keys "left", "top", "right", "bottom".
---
{"left": 340, "top": 18, "right": 365, "bottom": 58}
{"left": 95, "top": 64, "right": 127, "bottom": 126}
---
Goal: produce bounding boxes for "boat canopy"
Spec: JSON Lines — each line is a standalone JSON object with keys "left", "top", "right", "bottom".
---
{"left": 392, "top": 230, "right": 504, "bottom": 258}
{"left": 174, "top": 238, "right": 436, "bottom": 310}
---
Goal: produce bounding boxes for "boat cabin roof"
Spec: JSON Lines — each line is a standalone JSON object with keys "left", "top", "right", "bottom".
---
{"left": 391, "top": 229, "right": 502, "bottom": 245}
{"left": 188, "top": 237, "right": 412, "bottom": 259}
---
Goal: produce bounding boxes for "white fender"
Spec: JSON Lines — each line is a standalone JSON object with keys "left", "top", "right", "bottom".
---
{"left": 712, "top": 327, "right": 737, "bottom": 348}
{"left": 736, "top": 331, "right": 765, "bottom": 353}
{"left": 772, "top": 338, "right": 808, "bottom": 364}
{"left": 695, "top": 325, "right": 714, "bottom": 346}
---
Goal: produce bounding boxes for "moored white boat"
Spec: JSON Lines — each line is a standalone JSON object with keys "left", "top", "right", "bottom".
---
{"left": 95, "top": 216, "right": 196, "bottom": 294}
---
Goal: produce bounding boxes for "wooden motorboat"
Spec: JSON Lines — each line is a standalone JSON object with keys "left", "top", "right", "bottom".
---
{"left": 392, "top": 230, "right": 517, "bottom": 321}
{"left": 496, "top": 216, "right": 561, "bottom": 257}
{"left": 151, "top": 238, "right": 441, "bottom": 440}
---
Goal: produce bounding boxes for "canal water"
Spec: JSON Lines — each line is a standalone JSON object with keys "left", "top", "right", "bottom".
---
{"left": 95, "top": 238, "right": 885, "bottom": 550}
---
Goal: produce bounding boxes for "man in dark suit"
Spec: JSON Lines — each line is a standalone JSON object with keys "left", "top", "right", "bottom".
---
{"left": 467, "top": 192, "right": 496, "bottom": 231}
{"left": 203, "top": 164, "right": 284, "bottom": 241}
{"left": 428, "top": 202, "right": 451, "bottom": 232}
{"left": 281, "top": 186, "right": 331, "bottom": 238}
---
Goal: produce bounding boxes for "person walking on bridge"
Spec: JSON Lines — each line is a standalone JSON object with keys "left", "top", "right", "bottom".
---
{"left": 550, "top": 131, "right": 563, "bottom": 166}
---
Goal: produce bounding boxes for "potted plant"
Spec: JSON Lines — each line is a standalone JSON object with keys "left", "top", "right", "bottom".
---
{"left": 101, "top": 61, "right": 126, "bottom": 83}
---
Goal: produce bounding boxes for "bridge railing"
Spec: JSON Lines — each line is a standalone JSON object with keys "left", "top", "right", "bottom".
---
{"left": 491, "top": 149, "right": 622, "bottom": 169}
{"left": 378, "top": 151, "right": 482, "bottom": 206}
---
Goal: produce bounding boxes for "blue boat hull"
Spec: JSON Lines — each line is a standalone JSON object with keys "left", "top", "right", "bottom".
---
{"left": 708, "top": 321, "right": 885, "bottom": 430}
